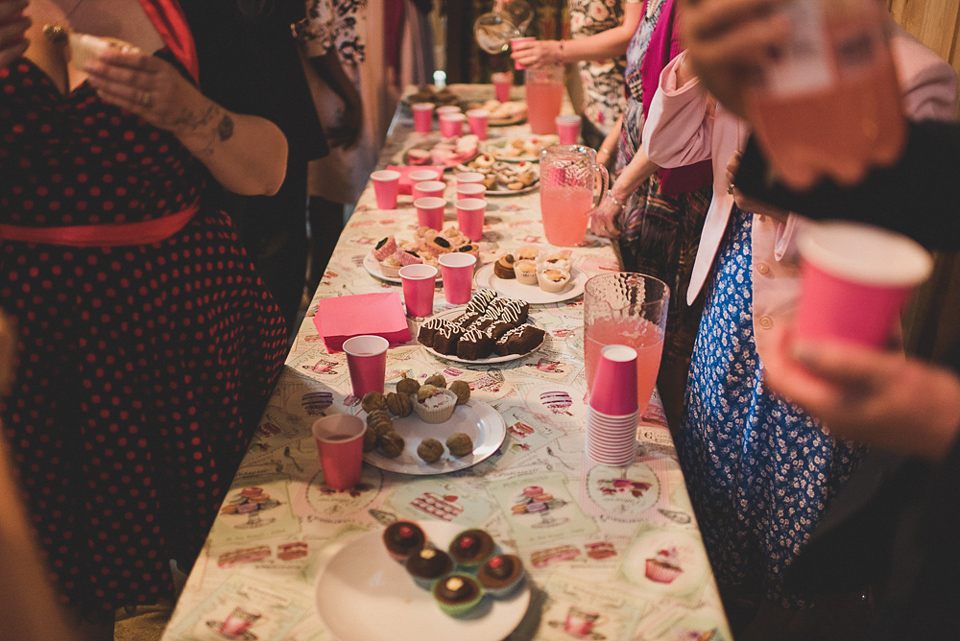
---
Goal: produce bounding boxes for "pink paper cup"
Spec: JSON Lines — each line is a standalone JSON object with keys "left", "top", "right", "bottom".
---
{"left": 412, "top": 102, "right": 434, "bottom": 133}
{"left": 439, "top": 112, "right": 466, "bottom": 138}
{"left": 555, "top": 114, "right": 582, "bottom": 145}
{"left": 342, "top": 335, "right": 389, "bottom": 398}
{"left": 413, "top": 196, "right": 446, "bottom": 230}
{"left": 412, "top": 180, "right": 446, "bottom": 201}
{"left": 511, "top": 37, "right": 535, "bottom": 70}
{"left": 439, "top": 253, "right": 478, "bottom": 304}
{"left": 456, "top": 183, "right": 486, "bottom": 200}
{"left": 795, "top": 221, "right": 933, "bottom": 347}
{"left": 436, "top": 105, "right": 462, "bottom": 117}
{"left": 399, "top": 264, "right": 438, "bottom": 317}
{"left": 467, "top": 109, "right": 490, "bottom": 140}
{"left": 455, "top": 198, "right": 486, "bottom": 241}
{"left": 408, "top": 168, "right": 442, "bottom": 183}
{"left": 312, "top": 414, "right": 365, "bottom": 491}
{"left": 456, "top": 172, "right": 485, "bottom": 185}
{"left": 371, "top": 169, "right": 401, "bottom": 209}
{"left": 492, "top": 72, "right": 512, "bottom": 102}
{"left": 589, "top": 345, "right": 639, "bottom": 415}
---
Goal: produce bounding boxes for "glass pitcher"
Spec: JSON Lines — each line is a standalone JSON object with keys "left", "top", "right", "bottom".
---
{"left": 474, "top": 0, "right": 534, "bottom": 54}
{"left": 539, "top": 145, "right": 609, "bottom": 247}
{"left": 525, "top": 65, "right": 564, "bottom": 134}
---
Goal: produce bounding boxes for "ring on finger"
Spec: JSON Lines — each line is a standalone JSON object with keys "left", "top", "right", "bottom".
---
{"left": 139, "top": 90, "right": 152, "bottom": 107}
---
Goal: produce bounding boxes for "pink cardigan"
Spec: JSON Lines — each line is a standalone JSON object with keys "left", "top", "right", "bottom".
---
{"left": 639, "top": 0, "right": 712, "bottom": 197}
{"left": 643, "top": 21, "right": 957, "bottom": 361}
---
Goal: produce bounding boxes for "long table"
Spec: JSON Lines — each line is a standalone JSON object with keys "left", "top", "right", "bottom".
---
{"left": 159, "top": 84, "right": 732, "bottom": 641}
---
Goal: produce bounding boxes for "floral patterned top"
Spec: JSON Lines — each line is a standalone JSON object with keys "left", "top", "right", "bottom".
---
{"left": 569, "top": 0, "right": 639, "bottom": 134}
{"left": 297, "top": 0, "right": 366, "bottom": 65}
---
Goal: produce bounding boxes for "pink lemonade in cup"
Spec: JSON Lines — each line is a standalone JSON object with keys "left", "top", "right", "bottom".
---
{"left": 539, "top": 184, "right": 594, "bottom": 246}
{"left": 584, "top": 316, "right": 664, "bottom": 413}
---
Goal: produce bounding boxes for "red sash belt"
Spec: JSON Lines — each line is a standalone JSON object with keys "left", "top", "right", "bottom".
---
{"left": 0, "top": 203, "right": 199, "bottom": 247}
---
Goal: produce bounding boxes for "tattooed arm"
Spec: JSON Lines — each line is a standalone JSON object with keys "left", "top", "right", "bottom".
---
{"left": 83, "top": 48, "right": 288, "bottom": 196}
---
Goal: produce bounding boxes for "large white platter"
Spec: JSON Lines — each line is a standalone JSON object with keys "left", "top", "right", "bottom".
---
{"left": 418, "top": 307, "right": 545, "bottom": 365}
{"left": 361, "top": 398, "right": 505, "bottom": 475}
{"left": 474, "top": 262, "right": 587, "bottom": 305}
{"left": 315, "top": 521, "right": 531, "bottom": 641}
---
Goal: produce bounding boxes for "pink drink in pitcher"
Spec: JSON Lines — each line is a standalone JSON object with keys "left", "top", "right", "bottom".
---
{"left": 539, "top": 184, "right": 594, "bottom": 246}
{"left": 539, "top": 145, "right": 608, "bottom": 246}
{"left": 747, "top": 0, "right": 904, "bottom": 189}
{"left": 584, "top": 317, "right": 664, "bottom": 412}
{"left": 525, "top": 66, "right": 564, "bottom": 134}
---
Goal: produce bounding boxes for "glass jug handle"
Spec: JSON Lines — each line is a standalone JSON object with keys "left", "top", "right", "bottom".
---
{"left": 592, "top": 163, "right": 610, "bottom": 211}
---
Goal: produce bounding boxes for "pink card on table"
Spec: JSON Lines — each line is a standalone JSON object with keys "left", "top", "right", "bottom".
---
{"left": 313, "top": 292, "right": 411, "bottom": 352}
{"left": 387, "top": 165, "right": 446, "bottom": 195}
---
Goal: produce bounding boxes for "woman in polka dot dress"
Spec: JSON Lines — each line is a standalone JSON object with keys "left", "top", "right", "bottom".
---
{"left": 0, "top": 0, "right": 289, "bottom": 630}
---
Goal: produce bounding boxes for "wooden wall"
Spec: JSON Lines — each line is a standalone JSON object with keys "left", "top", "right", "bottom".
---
{"left": 887, "top": 0, "right": 960, "bottom": 358}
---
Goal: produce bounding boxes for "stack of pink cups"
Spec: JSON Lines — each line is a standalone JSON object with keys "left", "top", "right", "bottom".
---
{"left": 586, "top": 345, "right": 639, "bottom": 466}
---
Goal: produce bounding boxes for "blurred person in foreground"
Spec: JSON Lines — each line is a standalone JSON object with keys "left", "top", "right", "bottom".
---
{"left": 681, "top": 0, "right": 960, "bottom": 637}
{"left": 0, "top": 0, "right": 289, "bottom": 638}
{"left": 643, "top": 0, "right": 955, "bottom": 632}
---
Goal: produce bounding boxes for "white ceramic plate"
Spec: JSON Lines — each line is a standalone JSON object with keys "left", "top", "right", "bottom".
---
{"left": 361, "top": 399, "right": 506, "bottom": 475}
{"left": 480, "top": 135, "right": 558, "bottom": 162}
{"left": 418, "top": 308, "right": 545, "bottom": 365}
{"left": 474, "top": 263, "right": 587, "bottom": 304}
{"left": 315, "top": 521, "right": 531, "bottom": 641}
{"left": 364, "top": 252, "right": 401, "bottom": 284}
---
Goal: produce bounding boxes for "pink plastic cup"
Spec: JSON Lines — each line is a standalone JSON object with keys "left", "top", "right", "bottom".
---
{"left": 413, "top": 196, "right": 446, "bottom": 230}
{"left": 586, "top": 406, "right": 639, "bottom": 466}
{"left": 511, "top": 37, "right": 535, "bottom": 70}
{"left": 412, "top": 180, "right": 446, "bottom": 201}
{"left": 492, "top": 72, "right": 512, "bottom": 102}
{"left": 456, "top": 183, "right": 486, "bottom": 200}
{"left": 467, "top": 109, "right": 490, "bottom": 140}
{"left": 455, "top": 198, "right": 486, "bottom": 241}
{"left": 408, "top": 168, "right": 442, "bottom": 186}
{"left": 589, "top": 344, "right": 639, "bottom": 415}
{"left": 436, "top": 105, "right": 462, "bottom": 117}
{"left": 556, "top": 114, "right": 582, "bottom": 145}
{"left": 439, "top": 253, "right": 478, "bottom": 304}
{"left": 399, "top": 264, "right": 438, "bottom": 317}
{"left": 312, "top": 414, "right": 366, "bottom": 491}
{"left": 412, "top": 102, "right": 434, "bottom": 133}
{"left": 439, "top": 112, "right": 466, "bottom": 138}
{"left": 456, "top": 172, "right": 485, "bottom": 185}
{"left": 371, "top": 169, "right": 401, "bottom": 209}
{"left": 795, "top": 221, "right": 933, "bottom": 347}
{"left": 342, "top": 335, "right": 389, "bottom": 398}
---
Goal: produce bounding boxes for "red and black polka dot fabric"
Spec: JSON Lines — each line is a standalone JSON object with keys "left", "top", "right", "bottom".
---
{"left": 0, "top": 59, "right": 287, "bottom": 617}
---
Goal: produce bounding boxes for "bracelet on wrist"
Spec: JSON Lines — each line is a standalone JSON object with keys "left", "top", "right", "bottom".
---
{"left": 557, "top": 39, "right": 565, "bottom": 64}
{"left": 604, "top": 190, "right": 625, "bottom": 209}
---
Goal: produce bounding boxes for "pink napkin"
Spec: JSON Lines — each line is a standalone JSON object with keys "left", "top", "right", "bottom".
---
{"left": 314, "top": 292, "right": 411, "bottom": 352}
{"left": 387, "top": 165, "right": 447, "bottom": 195}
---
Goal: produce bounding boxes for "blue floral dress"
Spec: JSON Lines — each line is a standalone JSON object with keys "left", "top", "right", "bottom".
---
{"left": 678, "top": 207, "right": 865, "bottom": 605}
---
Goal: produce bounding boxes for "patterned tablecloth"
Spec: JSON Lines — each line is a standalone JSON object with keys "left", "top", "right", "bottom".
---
{"left": 160, "top": 85, "right": 732, "bottom": 641}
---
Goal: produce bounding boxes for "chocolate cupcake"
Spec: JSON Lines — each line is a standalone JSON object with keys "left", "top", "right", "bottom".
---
{"left": 432, "top": 573, "right": 484, "bottom": 617}
{"left": 477, "top": 554, "right": 525, "bottom": 597}
{"left": 448, "top": 528, "right": 496, "bottom": 568}
{"left": 382, "top": 521, "right": 426, "bottom": 563}
{"left": 405, "top": 547, "right": 454, "bottom": 589}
